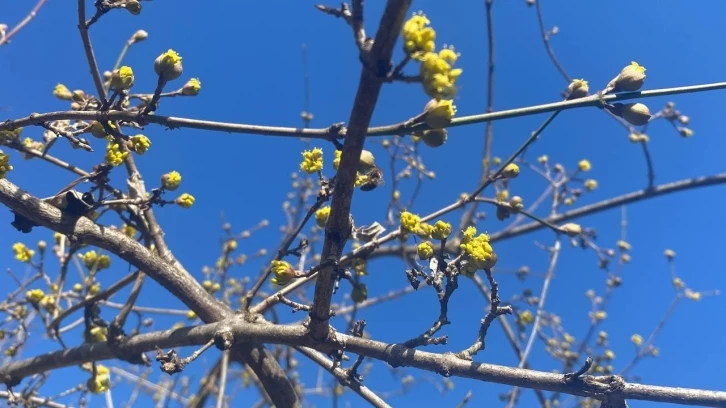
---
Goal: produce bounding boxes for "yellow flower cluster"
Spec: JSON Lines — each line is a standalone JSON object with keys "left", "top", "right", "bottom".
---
{"left": 400, "top": 211, "right": 421, "bottom": 233}
{"left": 300, "top": 147, "right": 323, "bottom": 173}
{"left": 22, "top": 137, "right": 45, "bottom": 158}
{"left": 271, "top": 260, "right": 295, "bottom": 286}
{"left": 402, "top": 12, "right": 435, "bottom": 59}
{"left": 161, "top": 171, "right": 182, "bottom": 191}
{"left": 417, "top": 241, "right": 434, "bottom": 260}
{"left": 111, "top": 66, "right": 135, "bottom": 91}
{"left": 176, "top": 193, "right": 195, "bottom": 209}
{"left": 0, "top": 150, "right": 12, "bottom": 179}
{"left": 25, "top": 289, "right": 45, "bottom": 304}
{"left": 333, "top": 150, "right": 342, "bottom": 170}
{"left": 459, "top": 226, "right": 496, "bottom": 271}
{"left": 105, "top": 138, "right": 128, "bottom": 166}
{"left": 87, "top": 365, "right": 111, "bottom": 394}
{"left": 130, "top": 134, "right": 151, "bottom": 155}
{"left": 431, "top": 220, "right": 452, "bottom": 240}
{"left": 13, "top": 242, "right": 35, "bottom": 262}
{"left": 79, "top": 250, "right": 112, "bottom": 270}
{"left": 420, "top": 48, "right": 462, "bottom": 100}
{"left": 0, "top": 126, "right": 22, "bottom": 143}
{"left": 315, "top": 206, "right": 331, "bottom": 228}
{"left": 88, "top": 326, "right": 108, "bottom": 343}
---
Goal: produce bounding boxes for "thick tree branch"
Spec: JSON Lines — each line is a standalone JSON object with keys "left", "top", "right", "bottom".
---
{"left": 308, "top": 0, "right": 411, "bottom": 340}
{"left": 2, "top": 320, "right": 724, "bottom": 407}
{"left": 0, "top": 179, "right": 301, "bottom": 407}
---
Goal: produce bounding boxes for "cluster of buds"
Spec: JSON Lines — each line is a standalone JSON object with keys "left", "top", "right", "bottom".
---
{"left": 600, "top": 62, "right": 653, "bottom": 126}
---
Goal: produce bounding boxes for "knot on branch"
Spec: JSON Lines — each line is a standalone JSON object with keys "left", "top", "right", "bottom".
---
{"left": 214, "top": 330, "right": 235, "bottom": 351}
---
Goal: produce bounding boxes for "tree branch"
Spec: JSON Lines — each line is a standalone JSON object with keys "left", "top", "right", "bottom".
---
{"left": 308, "top": 0, "right": 411, "bottom": 340}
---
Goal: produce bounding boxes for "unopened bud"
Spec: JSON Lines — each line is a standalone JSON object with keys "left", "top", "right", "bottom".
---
{"left": 567, "top": 79, "right": 589, "bottom": 99}
{"left": 606, "top": 61, "right": 646, "bottom": 93}
{"left": 132, "top": 29, "right": 148, "bottom": 43}
{"left": 423, "top": 99, "right": 456, "bottom": 129}
{"left": 421, "top": 128, "right": 448, "bottom": 147}
{"left": 619, "top": 103, "right": 651, "bottom": 126}
{"left": 560, "top": 223, "right": 582, "bottom": 237}
{"left": 126, "top": 0, "right": 141, "bottom": 15}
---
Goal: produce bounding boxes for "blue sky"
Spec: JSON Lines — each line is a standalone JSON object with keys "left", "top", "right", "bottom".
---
{"left": 2, "top": 0, "right": 725, "bottom": 407}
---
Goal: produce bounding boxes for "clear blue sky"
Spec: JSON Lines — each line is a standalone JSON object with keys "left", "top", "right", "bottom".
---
{"left": 2, "top": 1, "right": 725, "bottom": 407}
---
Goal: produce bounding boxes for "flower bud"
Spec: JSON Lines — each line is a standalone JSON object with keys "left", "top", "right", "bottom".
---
{"left": 72, "top": 90, "right": 86, "bottom": 102}
{"left": 154, "top": 49, "right": 183, "bottom": 81}
{"left": 315, "top": 206, "right": 330, "bottom": 228}
{"left": 606, "top": 61, "right": 646, "bottom": 93}
{"left": 678, "top": 127, "right": 693, "bottom": 138}
{"left": 584, "top": 179, "right": 597, "bottom": 191}
{"left": 70, "top": 102, "right": 82, "bottom": 111}
{"left": 161, "top": 171, "right": 182, "bottom": 191}
{"left": 175, "top": 193, "right": 195, "bottom": 209}
{"left": 678, "top": 115, "right": 690, "bottom": 125}
{"left": 351, "top": 283, "right": 368, "bottom": 304}
{"left": 567, "top": 79, "right": 589, "bottom": 99}
{"left": 53, "top": 84, "right": 73, "bottom": 100}
{"left": 620, "top": 103, "right": 651, "bottom": 126}
{"left": 357, "top": 149, "right": 377, "bottom": 172}
{"left": 502, "top": 163, "right": 520, "bottom": 179}
{"left": 270, "top": 260, "right": 295, "bottom": 286}
{"left": 496, "top": 205, "right": 510, "bottom": 221}
{"left": 578, "top": 160, "right": 591, "bottom": 172}
{"left": 126, "top": 0, "right": 141, "bottom": 15}
{"left": 421, "top": 128, "right": 448, "bottom": 147}
{"left": 110, "top": 66, "right": 135, "bottom": 91}
{"left": 664, "top": 249, "right": 676, "bottom": 260}
{"left": 181, "top": 78, "right": 201, "bottom": 96}
{"left": 423, "top": 99, "right": 456, "bottom": 129}
{"left": 560, "top": 223, "right": 582, "bottom": 237}
{"left": 509, "top": 196, "right": 523, "bottom": 212}
{"left": 132, "top": 29, "right": 148, "bottom": 43}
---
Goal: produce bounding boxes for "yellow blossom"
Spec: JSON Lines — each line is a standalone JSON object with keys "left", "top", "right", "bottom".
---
{"left": 419, "top": 49, "right": 462, "bottom": 100}
{"left": 129, "top": 134, "right": 151, "bottom": 155}
{"left": 417, "top": 241, "right": 434, "bottom": 260}
{"left": 105, "top": 139, "right": 128, "bottom": 166}
{"left": 0, "top": 150, "right": 13, "bottom": 179}
{"left": 518, "top": 310, "right": 534, "bottom": 325}
{"left": 431, "top": 220, "right": 452, "bottom": 240}
{"left": 631, "top": 334, "right": 643, "bottom": 347}
{"left": 333, "top": 150, "right": 342, "bottom": 170}
{"left": 503, "top": 163, "right": 520, "bottom": 179}
{"left": 120, "top": 224, "right": 136, "bottom": 238}
{"left": 271, "top": 260, "right": 295, "bottom": 286}
{"left": 175, "top": 193, "right": 195, "bottom": 208}
{"left": 584, "top": 179, "right": 598, "bottom": 191}
{"left": 496, "top": 190, "right": 509, "bottom": 202}
{"left": 424, "top": 99, "right": 456, "bottom": 128}
{"left": 110, "top": 66, "right": 135, "bottom": 90}
{"left": 89, "top": 326, "right": 108, "bottom": 343}
{"left": 604, "top": 350, "right": 615, "bottom": 360}
{"left": 79, "top": 250, "right": 111, "bottom": 271}
{"left": 415, "top": 222, "right": 435, "bottom": 239}
{"left": 182, "top": 78, "right": 201, "bottom": 96}
{"left": 13, "top": 242, "right": 35, "bottom": 262}
{"left": 300, "top": 147, "right": 324, "bottom": 173}
{"left": 154, "top": 49, "right": 183, "bottom": 81}
{"left": 161, "top": 171, "right": 182, "bottom": 191}
{"left": 594, "top": 311, "right": 607, "bottom": 320}
{"left": 53, "top": 83, "right": 73, "bottom": 100}
{"left": 563, "top": 333, "right": 575, "bottom": 344}
{"left": 25, "top": 289, "right": 45, "bottom": 304}
{"left": 87, "top": 371, "right": 111, "bottom": 394}
{"left": 402, "top": 12, "right": 436, "bottom": 59}
{"left": 578, "top": 160, "right": 591, "bottom": 172}
{"left": 315, "top": 206, "right": 331, "bottom": 228}
{"left": 73, "top": 283, "right": 83, "bottom": 292}
{"left": 459, "top": 227, "right": 496, "bottom": 270}
{"left": 400, "top": 211, "right": 421, "bottom": 233}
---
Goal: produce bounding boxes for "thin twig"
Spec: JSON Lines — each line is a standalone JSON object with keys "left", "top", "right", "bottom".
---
{"left": 0, "top": 0, "right": 49, "bottom": 47}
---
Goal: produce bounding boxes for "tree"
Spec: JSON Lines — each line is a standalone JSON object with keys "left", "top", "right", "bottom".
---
{"left": 0, "top": 0, "right": 724, "bottom": 407}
